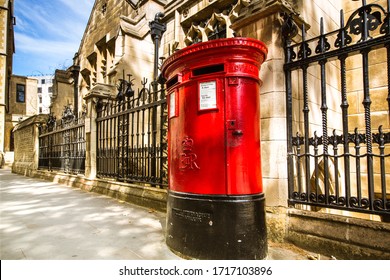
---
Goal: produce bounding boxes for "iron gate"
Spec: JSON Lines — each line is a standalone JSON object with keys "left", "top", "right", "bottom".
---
{"left": 38, "top": 106, "right": 86, "bottom": 174}
{"left": 96, "top": 78, "right": 168, "bottom": 187}
{"left": 283, "top": 1, "right": 390, "bottom": 218}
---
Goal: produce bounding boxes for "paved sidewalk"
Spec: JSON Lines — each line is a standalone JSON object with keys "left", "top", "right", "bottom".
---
{"left": 0, "top": 169, "right": 180, "bottom": 260}
{"left": 0, "top": 169, "right": 320, "bottom": 260}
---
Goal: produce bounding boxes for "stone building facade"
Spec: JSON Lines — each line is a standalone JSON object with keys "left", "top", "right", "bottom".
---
{"left": 0, "top": 0, "right": 15, "bottom": 164}
{"left": 50, "top": 69, "right": 76, "bottom": 119}
{"left": 76, "top": 0, "right": 165, "bottom": 106}
{"left": 29, "top": 75, "right": 54, "bottom": 114}
{"left": 4, "top": 75, "right": 37, "bottom": 153}
{"left": 75, "top": 1, "right": 389, "bottom": 203}
{"left": 12, "top": 0, "right": 390, "bottom": 258}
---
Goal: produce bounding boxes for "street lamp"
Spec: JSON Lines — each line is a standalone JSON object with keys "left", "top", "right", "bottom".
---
{"left": 149, "top": 12, "right": 166, "bottom": 90}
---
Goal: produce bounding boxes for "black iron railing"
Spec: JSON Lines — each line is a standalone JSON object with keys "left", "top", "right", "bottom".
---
{"left": 283, "top": 0, "right": 390, "bottom": 219}
{"left": 96, "top": 78, "right": 168, "bottom": 187}
{"left": 38, "top": 106, "right": 86, "bottom": 174}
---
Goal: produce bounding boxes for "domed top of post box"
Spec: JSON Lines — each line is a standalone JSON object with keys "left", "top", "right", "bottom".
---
{"left": 161, "top": 37, "right": 268, "bottom": 85}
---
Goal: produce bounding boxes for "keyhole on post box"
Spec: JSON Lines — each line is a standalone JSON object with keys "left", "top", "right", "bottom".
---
{"left": 228, "top": 120, "right": 244, "bottom": 136}
{"left": 227, "top": 120, "right": 236, "bottom": 130}
{"left": 233, "top": 130, "right": 244, "bottom": 136}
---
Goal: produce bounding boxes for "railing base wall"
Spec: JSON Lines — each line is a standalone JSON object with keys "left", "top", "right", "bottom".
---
{"left": 12, "top": 162, "right": 38, "bottom": 177}
{"left": 286, "top": 209, "right": 390, "bottom": 260}
{"left": 265, "top": 206, "right": 288, "bottom": 243}
{"left": 12, "top": 169, "right": 168, "bottom": 212}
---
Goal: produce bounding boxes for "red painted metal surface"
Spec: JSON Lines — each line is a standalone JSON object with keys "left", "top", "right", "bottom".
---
{"left": 162, "top": 38, "right": 268, "bottom": 195}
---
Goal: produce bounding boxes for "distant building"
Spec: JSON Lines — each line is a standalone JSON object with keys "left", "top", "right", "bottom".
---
{"left": 4, "top": 75, "right": 38, "bottom": 152}
{"left": 48, "top": 68, "right": 76, "bottom": 119}
{"left": 28, "top": 75, "right": 54, "bottom": 114}
{"left": 0, "top": 0, "right": 15, "bottom": 160}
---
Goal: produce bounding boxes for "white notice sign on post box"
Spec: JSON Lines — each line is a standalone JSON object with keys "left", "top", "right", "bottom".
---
{"left": 199, "top": 81, "right": 217, "bottom": 110}
{"left": 169, "top": 91, "right": 177, "bottom": 118}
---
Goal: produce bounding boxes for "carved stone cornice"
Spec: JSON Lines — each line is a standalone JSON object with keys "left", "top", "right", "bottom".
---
{"left": 84, "top": 83, "right": 116, "bottom": 101}
{"left": 54, "top": 69, "right": 72, "bottom": 84}
{"left": 125, "top": 0, "right": 148, "bottom": 10}
{"left": 119, "top": 14, "right": 150, "bottom": 39}
{"left": 180, "top": 0, "right": 237, "bottom": 28}
{"left": 120, "top": 0, "right": 166, "bottom": 39}
{"left": 231, "top": 0, "right": 305, "bottom": 31}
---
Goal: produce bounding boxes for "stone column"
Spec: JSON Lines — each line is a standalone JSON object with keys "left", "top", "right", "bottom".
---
{"left": 231, "top": 0, "right": 304, "bottom": 242}
{"left": 69, "top": 65, "right": 80, "bottom": 116}
{"left": 83, "top": 84, "right": 115, "bottom": 179}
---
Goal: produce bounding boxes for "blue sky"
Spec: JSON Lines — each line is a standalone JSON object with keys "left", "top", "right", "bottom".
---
{"left": 13, "top": 0, "right": 94, "bottom": 76}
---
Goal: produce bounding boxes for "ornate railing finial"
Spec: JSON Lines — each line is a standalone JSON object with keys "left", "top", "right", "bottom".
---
{"left": 281, "top": 12, "right": 298, "bottom": 41}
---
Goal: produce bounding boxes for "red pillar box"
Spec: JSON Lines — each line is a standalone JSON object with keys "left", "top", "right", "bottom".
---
{"left": 162, "top": 38, "right": 268, "bottom": 259}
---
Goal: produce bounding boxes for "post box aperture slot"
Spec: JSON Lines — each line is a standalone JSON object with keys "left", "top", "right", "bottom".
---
{"left": 192, "top": 64, "right": 224, "bottom": 77}
{"left": 166, "top": 75, "right": 180, "bottom": 89}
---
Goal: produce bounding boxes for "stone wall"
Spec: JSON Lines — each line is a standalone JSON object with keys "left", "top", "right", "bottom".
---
{"left": 287, "top": 209, "right": 390, "bottom": 259}
{"left": 12, "top": 115, "right": 47, "bottom": 176}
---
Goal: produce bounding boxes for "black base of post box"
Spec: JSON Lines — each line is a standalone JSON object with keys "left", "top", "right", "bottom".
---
{"left": 166, "top": 190, "right": 267, "bottom": 260}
